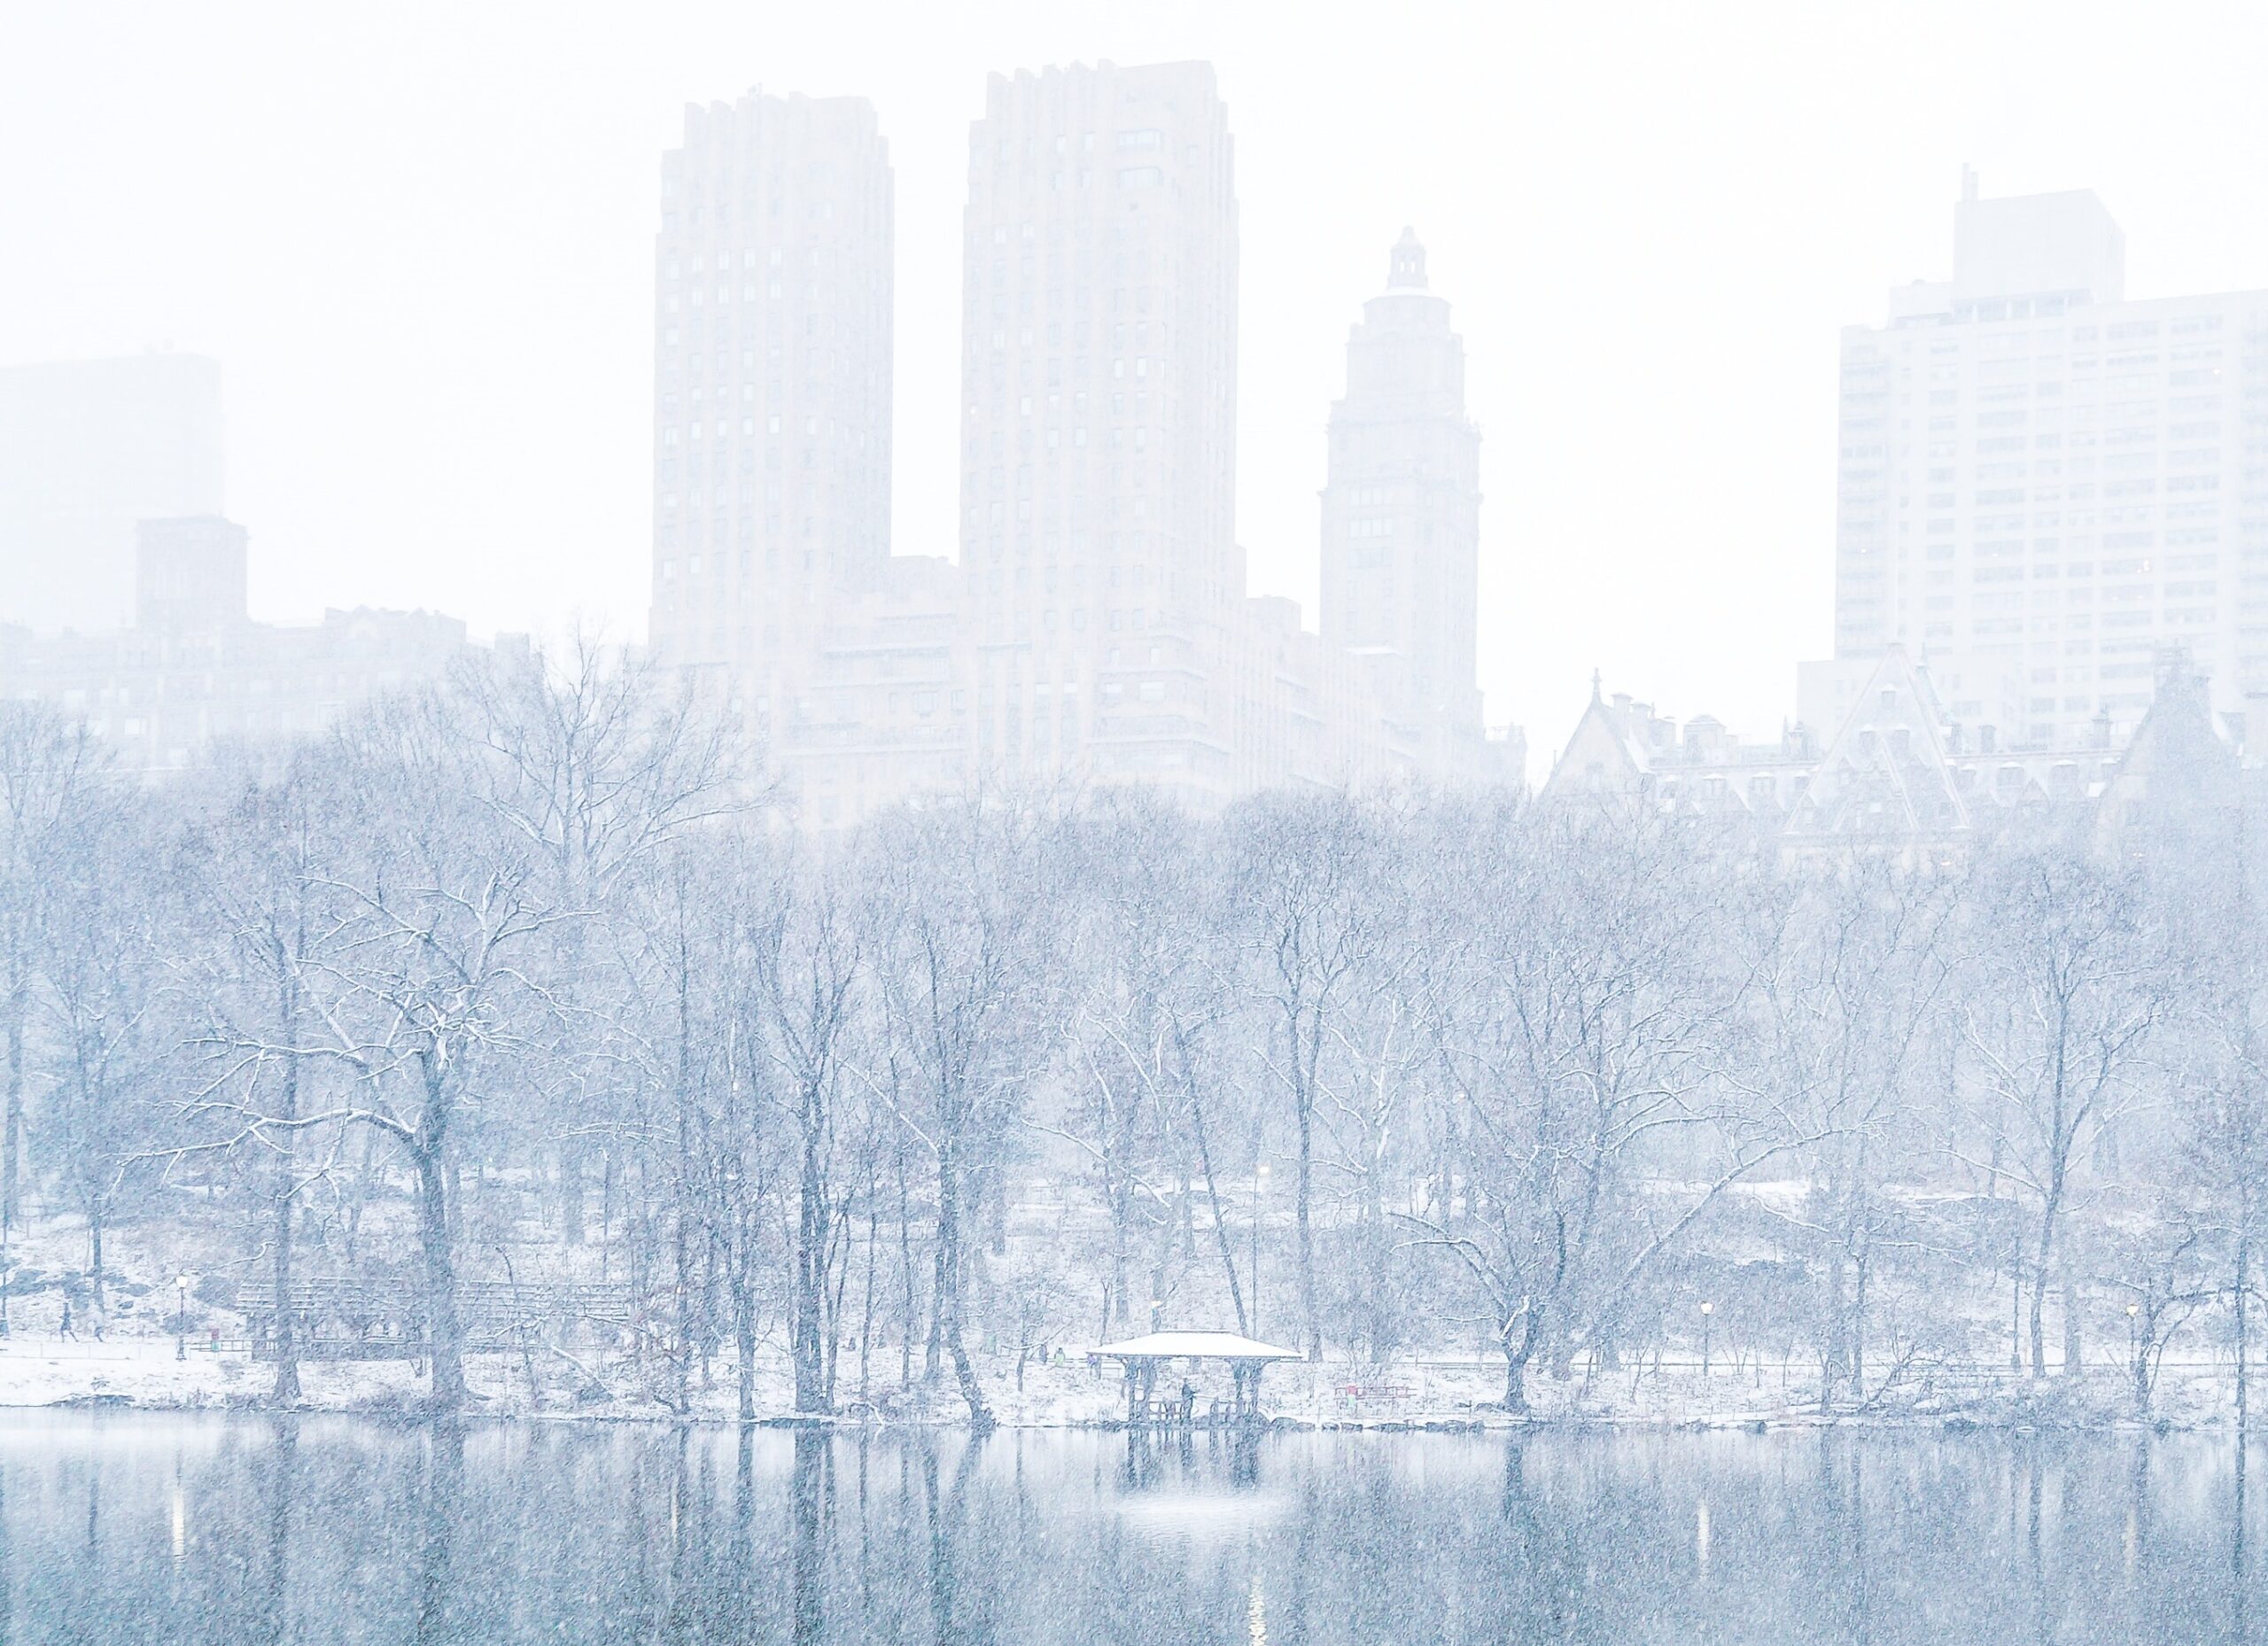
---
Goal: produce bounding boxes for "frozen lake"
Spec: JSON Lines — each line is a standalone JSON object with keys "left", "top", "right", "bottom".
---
{"left": 0, "top": 1413, "right": 2260, "bottom": 1642}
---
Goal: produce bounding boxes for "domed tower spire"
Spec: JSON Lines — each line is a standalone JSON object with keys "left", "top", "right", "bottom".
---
{"left": 1389, "top": 227, "right": 1427, "bottom": 291}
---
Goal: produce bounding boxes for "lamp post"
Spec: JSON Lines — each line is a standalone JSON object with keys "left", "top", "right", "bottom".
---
{"left": 1251, "top": 1161, "right": 1270, "bottom": 1338}
{"left": 175, "top": 1275, "right": 190, "bottom": 1362}
{"left": 1699, "top": 1300, "right": 1714, "bottom": 1378}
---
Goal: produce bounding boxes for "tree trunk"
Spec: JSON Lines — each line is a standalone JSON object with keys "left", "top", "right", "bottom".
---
{"left": 1849, "top": 1244, "right": 1871, "bottom": 1404}
{"left": 2, "top": 978, "right": 22, "bottom": 1239}
{"left": 269, "top": 1044, "right": 301, "bottom": 1408}
{"left": 2240, "top": 1231, "right": 2253, "bottom": 1432}
{"left": 1503, "top": 1325, "right": 1532, "bottom": 1416}
{"left": 2028, "top": 1199, "right": 2060, "bottom": 1378}
{"left": 1178, "top": 1040, "right": 1247, "bottom": 1334}
{"left": 1821, "top": 1248, "right": 1850, "bottom": 1401}
{"left": 558, "top": 1145, "right": 584, "bottom": 1246}
{"left": 1294, "top": 1078, "right": 1319, "bottom": 1363}
{"left": 415, "top": 1145, "right": 466, "bottom": 1410}
{"left": 935, "top": 1150, "right": 991, "bottom": 1429}
{"left": 793, "top": 1082, "right": 830, "bottom": 1416}
{"left": 735, "top": 1236, "right": 757, "bottom": 1425}
{"left": 2061, "top": 1269, "right": 2082, "bottom": 1377}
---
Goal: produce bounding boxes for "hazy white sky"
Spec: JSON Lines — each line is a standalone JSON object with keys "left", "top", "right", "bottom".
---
{"left": 6, "top": 0, "right": 2265, "bottom": 759}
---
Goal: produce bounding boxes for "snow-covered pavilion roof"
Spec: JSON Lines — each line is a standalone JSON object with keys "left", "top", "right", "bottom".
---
{"left": 1091, "top": 1331, "right": 1301, "bottom": 1362}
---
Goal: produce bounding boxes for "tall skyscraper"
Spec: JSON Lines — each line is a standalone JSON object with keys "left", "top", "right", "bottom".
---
{"left": 1319, "top": 230, "right": 1483, "bottom": 766}
{"left": 956, "top": 60, "right": 1241, "bottom": 790}
{"left": 1820, "top": 175, "right": 2268, "bottom": 749}
{"left": 0, "top": 353, "right": 223, "bottom": 634}
{"left": 648, "top": 92, "right": 893, "bottom": 686}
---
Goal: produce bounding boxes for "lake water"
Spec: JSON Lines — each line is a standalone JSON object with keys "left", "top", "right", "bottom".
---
{"left": 0, "top": 1413, "right": 2258, "bottom": 1642}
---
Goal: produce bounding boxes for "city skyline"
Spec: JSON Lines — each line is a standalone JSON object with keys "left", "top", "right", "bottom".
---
{"left": 12, "top": 2, "right": 2268, "bottom": 771}
{"left": 645, "top": 67, "right": 1507, "bottom": 822}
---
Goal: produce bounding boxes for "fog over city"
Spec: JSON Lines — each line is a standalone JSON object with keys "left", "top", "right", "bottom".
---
{"left": 6, "top": 0, "right": 2264, "bottom": 744}
{"left": 8, "top": 3, "right": 2268, "bottom": 1642}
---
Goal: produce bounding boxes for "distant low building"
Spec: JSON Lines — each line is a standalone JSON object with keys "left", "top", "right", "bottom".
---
{"left": 0, "top": 516, "right": 488, "bottom": 774}
{"left": 1543, "top": 644, "right": 2256, "bottom": 854}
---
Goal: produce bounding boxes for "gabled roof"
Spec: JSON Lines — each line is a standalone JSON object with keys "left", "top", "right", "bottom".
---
{"left": 1787, "top": 647, "right": 1971, "bottom": 840}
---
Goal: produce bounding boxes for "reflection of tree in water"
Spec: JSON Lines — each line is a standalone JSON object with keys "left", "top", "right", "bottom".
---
{"left": 12, "top": 1424, "right": 2268, "bottom": 1640}
{"left": 922, "top": 1437, "right": 995, "bottom": 1646}
{"left": 793, "top": 1429, "right": 825, "bottom": 1646}
{"left": 260, "top": 1419, "right": 297, "bottom": 1646}
{"left": 413, "top": 1422, "right": 462, "bottom": 1646}
{"left": 2234, "top": 1440, "right": 2250, "bottom": 1646}
{"left": 1498, "top": 1440, "right": 1587, "bottom": 1643}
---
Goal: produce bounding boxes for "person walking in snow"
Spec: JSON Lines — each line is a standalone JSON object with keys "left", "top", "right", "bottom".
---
{"left": 58, "top": 1301, "right": 76, "bottom": 1341}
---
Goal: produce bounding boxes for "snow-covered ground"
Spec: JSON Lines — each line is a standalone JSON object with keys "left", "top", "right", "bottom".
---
{"left": 0, "top": 1210, "right": 2241, "bottom": 1431}
{"left": 0, "top": 1330, "right": 2241, "bottom": 1432}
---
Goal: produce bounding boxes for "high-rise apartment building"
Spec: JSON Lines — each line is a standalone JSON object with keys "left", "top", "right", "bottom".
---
{"left": 1319, "top": 229, "right": 1483, "bottom": 772}
{"left": 1817, "top": 175, "right": 2268, "bottom": 749}
{"left": 648, "top": 92, "right": 893, "bottom": 686}
{"left": 0, "top": 353, "right": 223, "bottom": 634}
{"left": 956, "top": 60, "right": 1243, "bottom": 792}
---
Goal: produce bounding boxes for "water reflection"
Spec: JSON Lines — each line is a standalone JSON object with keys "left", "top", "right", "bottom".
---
{"left": 0, "top": 1416, "right": 2260, "bottom": 1642}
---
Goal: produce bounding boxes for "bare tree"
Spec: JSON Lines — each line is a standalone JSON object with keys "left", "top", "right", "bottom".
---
{"left": 859, "top": 798, "right": 1056, "bottom": 1428}
{"left": 0, "top": 705, "right": 111, "bottom": 1247}
{"left": 1957, "top": 846, "right": 2163, "bottom": 1378}
{"left": 1225, "top": 790, "right": 1383, "bottom": 1362}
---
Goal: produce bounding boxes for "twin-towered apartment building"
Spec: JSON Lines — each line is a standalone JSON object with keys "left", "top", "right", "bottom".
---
{"left": 643, "top": 61, "right": 1516, "bottom": 825}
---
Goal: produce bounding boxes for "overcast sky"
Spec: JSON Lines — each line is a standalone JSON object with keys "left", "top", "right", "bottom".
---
{"left": 6, "top": 0, "right": 2265, "bottom": 764}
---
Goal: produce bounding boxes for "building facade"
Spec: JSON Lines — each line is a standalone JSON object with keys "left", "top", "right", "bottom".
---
{"left": 647, "top": 91, "right": 895, "bottom": 685}
{"left": 955, "top": 59, "right": 1245, "bottom": 799}
{"left": 0, "top": 353, "right": 224, "bottom": 635}
{"left": 1822, "top": 175, "right": 2268, "bottom": 752}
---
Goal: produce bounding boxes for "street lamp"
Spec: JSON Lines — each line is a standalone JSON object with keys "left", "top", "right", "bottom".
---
{"left": 175, "top": 1275, "right": 190, "bottom": 1362}
{"left": 1699, "top": 1300, "right": 1714, "bottom": 1378}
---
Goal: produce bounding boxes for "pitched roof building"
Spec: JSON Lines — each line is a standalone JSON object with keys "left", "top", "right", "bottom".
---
{"left": 1544, "top": 645, "right": 2256, "bottom": 852}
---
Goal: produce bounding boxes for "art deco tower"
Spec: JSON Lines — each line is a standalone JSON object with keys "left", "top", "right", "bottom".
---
{"left": 1318, "top": 230, "right": 1483, "bottom": 749}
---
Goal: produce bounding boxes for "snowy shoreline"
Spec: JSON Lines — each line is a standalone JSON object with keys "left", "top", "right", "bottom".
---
{"left": 0, "top": 1335, "right": 2238, "bottom": 1436}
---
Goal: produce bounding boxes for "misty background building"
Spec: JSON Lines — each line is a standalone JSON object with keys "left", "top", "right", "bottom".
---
{"left": 1321, "top": 229, "right": 1484, "bottom": 773}
{"left": 0, "top": 359, "right": 488, "bottom": 771}
{"left": 0, "top": 352, "right": 223, "bottom": 635}
{"left": 0, "top": 514, "right": 484, "bottom": 774}
{"left": 646, "top": 91, "right": 895, "bottom": 679}
{"left": 647, "top": 62, "right": 1518, "bottom": 825}
{"left": 1813, "top": 173, "right": 2268, "bottom": 750}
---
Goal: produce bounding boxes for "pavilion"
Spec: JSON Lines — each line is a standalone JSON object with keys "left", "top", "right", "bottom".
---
{"left": 1091, "top": 1330, "right": 1300, "bottom": 1427}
